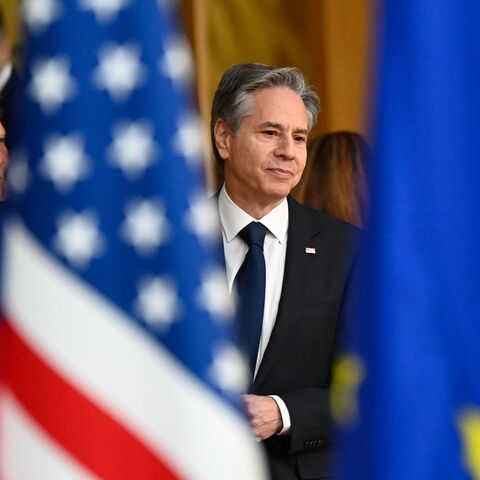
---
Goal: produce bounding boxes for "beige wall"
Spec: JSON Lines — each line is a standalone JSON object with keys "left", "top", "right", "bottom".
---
{"left": 316, "top": 1, "right": 376, "bottom": 136}
{"left": 1, "top": 0, "right": 21, "bottom": 53}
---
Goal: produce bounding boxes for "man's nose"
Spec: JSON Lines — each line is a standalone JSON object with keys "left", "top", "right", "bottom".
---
{"left": 275, "top": 136, "right": 295, "bottom": 159}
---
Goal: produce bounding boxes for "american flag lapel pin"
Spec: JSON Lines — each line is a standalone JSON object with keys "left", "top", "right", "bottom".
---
{"left": 305, "top": 247, "right": 316, "bottom": 254}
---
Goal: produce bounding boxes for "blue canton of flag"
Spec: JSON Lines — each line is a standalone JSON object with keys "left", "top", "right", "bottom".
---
{"left": 338, "top": 2, "right": 480, "bottom": 480}
{"left": 0, "top": 0, "right": 267, "bottom": 479}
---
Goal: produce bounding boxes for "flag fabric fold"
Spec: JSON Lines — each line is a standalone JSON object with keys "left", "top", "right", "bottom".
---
{"left": 339, "top": 2, "right": 480, "bottom": 479}
{"left": 0, "top": 1, "right": 267, "bottom": 479}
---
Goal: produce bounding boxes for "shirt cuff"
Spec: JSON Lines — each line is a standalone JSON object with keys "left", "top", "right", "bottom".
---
{"left": 269, "top": 395, "right": 291, "bottom": 435}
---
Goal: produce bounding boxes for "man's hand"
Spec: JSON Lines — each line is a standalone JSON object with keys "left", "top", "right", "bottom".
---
{"left": 243, "top": 394, "right": 283, "bottom": 441}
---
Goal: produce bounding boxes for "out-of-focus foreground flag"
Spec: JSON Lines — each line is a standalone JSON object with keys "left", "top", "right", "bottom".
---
{"left": 0, "top": 1, "right": 267, "bottom": 479}
{"left": 337, "top": 2, "right": 480, "bottom": 479}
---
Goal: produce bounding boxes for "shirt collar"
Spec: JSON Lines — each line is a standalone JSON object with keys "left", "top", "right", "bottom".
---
{"left": 218, "top": 185, "right": 288, "bottom": 244}
{"left": 0, "top": 63, "right": 12, "bottom": 92}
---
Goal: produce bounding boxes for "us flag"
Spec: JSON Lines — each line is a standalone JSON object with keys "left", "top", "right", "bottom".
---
{"left": 0, "top": 0, "right": 267, "bottom": 479}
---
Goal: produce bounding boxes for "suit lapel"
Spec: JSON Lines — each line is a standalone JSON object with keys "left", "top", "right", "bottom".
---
{"left": 254, "top": 197, "right": 323, "bottom": 389}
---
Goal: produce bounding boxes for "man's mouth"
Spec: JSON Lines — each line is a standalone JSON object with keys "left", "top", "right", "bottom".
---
{"left": 267, "top": 168, "right": 294, "bottom": 177}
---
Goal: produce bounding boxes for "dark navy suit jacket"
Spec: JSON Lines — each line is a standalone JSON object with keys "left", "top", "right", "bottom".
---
{"left": 252, "top": 196, "right": 360, "bottom": 480}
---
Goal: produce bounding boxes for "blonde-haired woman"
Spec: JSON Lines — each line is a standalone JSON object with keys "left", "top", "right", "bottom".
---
{"left": 299, "top": 131, "right": 370, "bottom": 227}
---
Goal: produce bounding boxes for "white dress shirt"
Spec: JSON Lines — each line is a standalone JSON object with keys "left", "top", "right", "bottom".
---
{"left": 218, "top": 185, "right": 291, "bottom": 434}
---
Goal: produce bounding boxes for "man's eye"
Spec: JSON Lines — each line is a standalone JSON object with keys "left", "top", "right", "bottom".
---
{"left": 295, "top": 136, "right": 307, "bottom": 143}
{"left": 264, "top": 130, "right": 278, "bottom": 136}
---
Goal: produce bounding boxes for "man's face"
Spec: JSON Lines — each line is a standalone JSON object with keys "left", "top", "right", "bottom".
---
{"left": 0, "top": 121, "right": 8, "bottom": 199}
{"left": 216, "top": 86, "right": 309, "bottom": 216}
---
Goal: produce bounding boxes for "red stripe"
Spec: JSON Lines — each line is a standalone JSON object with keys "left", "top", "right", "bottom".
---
{"left": 0, "top": 319, "right": 6, "bottom": 382}
{"left": 0, "top": 319, "right": 7, "bottom": 478}
{"left": 2, "top": 318, "right": 184, "bottom": 480}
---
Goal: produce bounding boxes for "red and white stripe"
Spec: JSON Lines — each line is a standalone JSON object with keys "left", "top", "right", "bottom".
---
{"left": 0, "top": 219, "right": 268, "bottom": 480}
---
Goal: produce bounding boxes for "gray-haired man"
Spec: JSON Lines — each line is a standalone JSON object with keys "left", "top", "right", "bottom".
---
{"left": 212, "top": 64, "right": 359, "bottom": 479}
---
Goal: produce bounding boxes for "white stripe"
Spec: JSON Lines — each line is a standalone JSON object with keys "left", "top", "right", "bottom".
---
{"left": 0, "top": 389, "right": 100, "bottom": 480}
{"left": 2, "top": 219, "right": 268, "bottom": 480}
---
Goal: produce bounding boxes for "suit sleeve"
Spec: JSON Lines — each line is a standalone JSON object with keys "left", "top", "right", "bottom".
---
{"left": 281, "top": 387, "right": 332, "bottom": 454}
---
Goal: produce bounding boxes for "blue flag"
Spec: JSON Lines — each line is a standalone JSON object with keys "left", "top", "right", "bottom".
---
{"left": 0, "top": 1, "right": 266, "bottom": 478}
{"left": 338, "top": 2, "right": 480, "bottom": 479}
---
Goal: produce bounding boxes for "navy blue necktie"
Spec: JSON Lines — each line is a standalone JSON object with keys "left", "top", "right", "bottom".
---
{"left": 235, "top": 222, "right": 267, "bottom": 374}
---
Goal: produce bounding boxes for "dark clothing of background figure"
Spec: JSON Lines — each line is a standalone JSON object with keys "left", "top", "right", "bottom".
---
{"left": 0, "top": 67, "right": 18, "bottom": 147}
{"left": 245, "top": 196, "right": 360, "bottom": 480}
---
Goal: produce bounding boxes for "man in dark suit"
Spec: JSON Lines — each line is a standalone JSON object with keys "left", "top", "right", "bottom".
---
{"left": 211, "top": 64, "right": 359, "bottom": 479}
{"left": 0, "top": 9, "right": 14, "bottom": 136}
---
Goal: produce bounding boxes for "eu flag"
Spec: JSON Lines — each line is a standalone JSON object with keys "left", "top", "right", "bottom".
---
{"left": 338, "top": 2, "right": 480, "bottom": 479}
{"left": 0, "top": 1, "right": 267, "bottom": 479}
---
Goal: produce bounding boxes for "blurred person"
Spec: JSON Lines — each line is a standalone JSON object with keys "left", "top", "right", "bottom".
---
{"left": 211, "top": 64, "right": 360, "bottom": 480}
{"left": 300, "top": 131, "right": 370, "bottom": 228}
{"left": 0, "top": 9, "right": 13, "bottom": 117}
{"left": 0, "top": 121, "right": 8, "bottom": 199}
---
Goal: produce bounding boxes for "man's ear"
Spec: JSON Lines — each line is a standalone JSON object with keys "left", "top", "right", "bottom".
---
{"left": 213, "top": 119, "right": 231, "bottom": 161}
